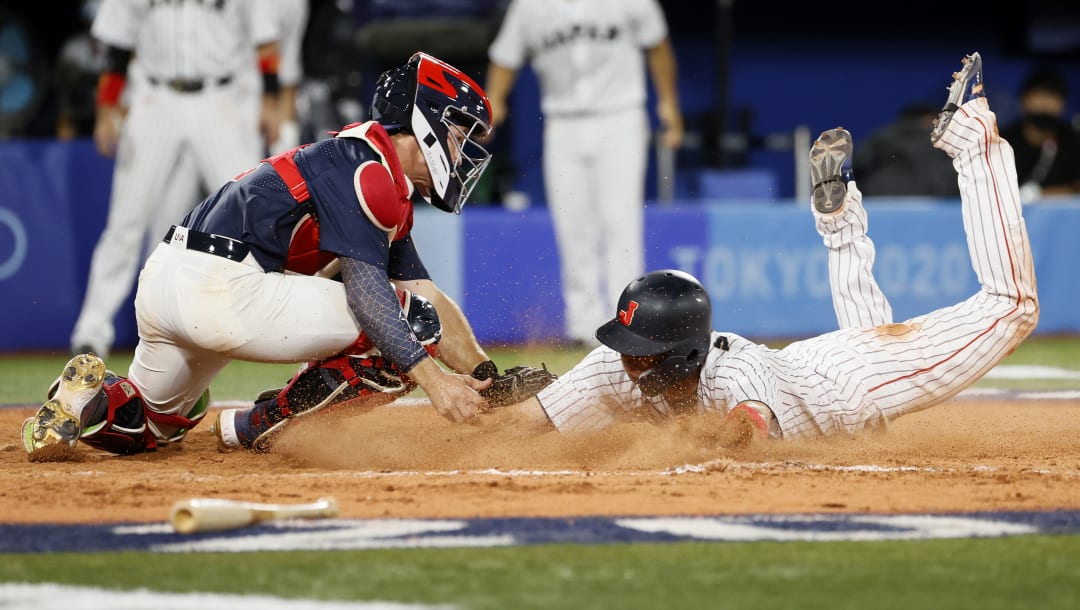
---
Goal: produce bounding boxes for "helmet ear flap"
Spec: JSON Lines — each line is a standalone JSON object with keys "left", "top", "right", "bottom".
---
{"left": 636, "top": 346, "right": 707, "bottom": 397}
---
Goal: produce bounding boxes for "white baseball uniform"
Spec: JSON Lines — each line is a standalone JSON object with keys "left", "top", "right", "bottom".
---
{"left": 146, "top": 0, "right": 309, "bottom": 266}
{"left": 488, "top": 0, "right": 669, "bottom": 344}
{"left": 537, "top": 97, "right": 1040, "bottom": 438}
{"left": 70, "top": 0, "right": 277, "bottom": 357}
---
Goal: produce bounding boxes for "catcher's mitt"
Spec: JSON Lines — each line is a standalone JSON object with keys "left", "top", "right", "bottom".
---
{"left": 475, "top": 363, "right": 557, "bottom": 408}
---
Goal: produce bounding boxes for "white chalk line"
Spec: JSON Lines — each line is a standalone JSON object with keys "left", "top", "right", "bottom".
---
{"left": 32, "top": 461, "right": 1080, "bottom": 481}
{"left": 0, "top": 583, "right": 454, "bottom": 610}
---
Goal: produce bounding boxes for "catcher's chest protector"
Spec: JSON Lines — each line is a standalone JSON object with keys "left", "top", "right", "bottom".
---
{"left": 273, "top": 122, "right": 415, "bottom": 276}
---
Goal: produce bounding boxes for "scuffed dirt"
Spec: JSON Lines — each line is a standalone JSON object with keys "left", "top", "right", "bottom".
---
{"left": 1, "top": 399, "right": 1078, "bottom": 524}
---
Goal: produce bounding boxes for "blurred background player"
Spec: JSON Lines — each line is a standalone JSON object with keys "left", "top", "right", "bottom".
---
{"left": 484, "top": 0, "right": 684, "bottom": 347}
{"left": 69, "top": 0, "right": 283, "bottom": 358}
{"left": 54, "top": 0, "right": 107, "bottom": 140}
{"left": 138, "top": 0, "right": 312, "bottom": 290}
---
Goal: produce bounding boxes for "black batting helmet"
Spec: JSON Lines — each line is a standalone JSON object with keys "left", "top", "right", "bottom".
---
{"left": 371, "top": 52, "right": 493, "bottom": 214}
{"left": 595, "top": 270, "right": 713, "bottom": 396}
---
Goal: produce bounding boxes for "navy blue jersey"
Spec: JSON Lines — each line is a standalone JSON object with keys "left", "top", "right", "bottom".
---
{"left": 181, "top": 126, "right": 429, "bottom": 281}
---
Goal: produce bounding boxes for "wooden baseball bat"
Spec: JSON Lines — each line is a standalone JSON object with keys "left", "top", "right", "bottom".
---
{"left": 170, "top": 496, "right": 339, "bottom": 534}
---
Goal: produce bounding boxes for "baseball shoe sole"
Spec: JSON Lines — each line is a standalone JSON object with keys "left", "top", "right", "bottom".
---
{"left": 809, "top": 127, "right": 853, "bottom": 215}
{"left": 22, "top": 354, "right": 106, "bottom": 452}
{"left": 931, "top": 52, "right": 984, "bottom": 144}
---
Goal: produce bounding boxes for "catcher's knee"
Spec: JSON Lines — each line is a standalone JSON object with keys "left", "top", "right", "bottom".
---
{"left": 77, "top": 375, "right": 152, "bottom": 455}
{"left": 80, "top": 383, "right": 209, "bottom": 455}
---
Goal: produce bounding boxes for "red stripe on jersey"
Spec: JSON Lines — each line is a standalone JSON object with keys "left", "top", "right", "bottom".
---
{"left": 869, "top": 111, "right": 1021, "bottom": 395}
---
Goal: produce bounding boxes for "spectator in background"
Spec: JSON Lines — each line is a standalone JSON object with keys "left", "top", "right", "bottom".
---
{"left": 852, "top": 102, "right": 960, "bottom": 198}
{"left": 485, "top": 0, "right": 684, "bottom": 348}
{"left": 1000, "top": 67, "right": 1080, "bottom": 202}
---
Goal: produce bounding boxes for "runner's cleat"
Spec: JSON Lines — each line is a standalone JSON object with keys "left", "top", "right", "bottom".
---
{"left": 809, "top": 127, "right": 853, "bottom": 215}
{"left": 931, "top": 52, "right": 984, "bottom": 144}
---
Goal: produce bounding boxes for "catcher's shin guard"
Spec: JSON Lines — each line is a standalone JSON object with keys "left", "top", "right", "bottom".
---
{"left": 73, "top": 377, "right": 207, "bottom": 454}
{"left": 214, "top": 288, "right": 442, "bottom": 452}
{"left": 216, "top": 353, "right": 418, "bottom": 452}
{"left": 76, "top": 374, "right": 151, "bottom": 454}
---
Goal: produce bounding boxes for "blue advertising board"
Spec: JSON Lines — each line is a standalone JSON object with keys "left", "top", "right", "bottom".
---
{"left": 3, "top": 140, "right": 1079, "bottom": 351}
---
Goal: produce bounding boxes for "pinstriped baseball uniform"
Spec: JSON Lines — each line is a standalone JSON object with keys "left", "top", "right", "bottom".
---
{"left": 538, "top": 97, "right": 1039, "bottom": 439}
{"left": 488, "top": 0, "right": 670, "bottom": 345}
{"left": 146, "top": 0, "right": 309, "bottom": 270}
{"left": 70, "top": 0, "right": 277, "bottom": 357}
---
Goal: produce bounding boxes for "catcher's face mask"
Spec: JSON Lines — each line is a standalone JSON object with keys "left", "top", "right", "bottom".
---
{"left": 371, "top": 52, "right": 493, "bottom": 214}
{"left": 408, "top": 53, "right": 492, "bottom": 214}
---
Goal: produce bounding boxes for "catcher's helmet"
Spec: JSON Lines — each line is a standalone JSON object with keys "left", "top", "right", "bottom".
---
{"left": 371, "top": 52, "right": 492, "bottom": 214}
{"left": 595, "top": 270, "right": 713, "bottom": 396}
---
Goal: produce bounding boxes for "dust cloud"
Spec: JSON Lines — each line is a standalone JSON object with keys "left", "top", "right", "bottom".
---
{"left": 274, "top": 399, "right": 1078, "bottom": 472}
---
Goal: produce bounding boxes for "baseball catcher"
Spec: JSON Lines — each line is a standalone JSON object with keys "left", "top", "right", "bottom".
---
{"left": 23, "top": 51, "right": 555, "bottom": 458}
{"left": 25, "top": 289, "right": 555, "bottom": 455}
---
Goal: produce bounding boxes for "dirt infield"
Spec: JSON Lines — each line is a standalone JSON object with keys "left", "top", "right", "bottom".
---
{"left": 2, "top": 398, "right": 1078, "bottom": 525}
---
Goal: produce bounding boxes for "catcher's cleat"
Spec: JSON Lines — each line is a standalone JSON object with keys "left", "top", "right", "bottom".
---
{"left": 209, "top": 403, "right": 272, "bottom": 451}
{"left": 931, "top": 52, "right": 984, "bottom": 144}
{"left": 213, "top": 377, "right": 360, "bottom": 453}
{"left": 46, "top": 366, "right": 119, "bottom": 401}
{"left": 809, "top": 127, "right": 853, "bottom": 215}
{"left": 23, "top": 354, "right": 107, "bottom": 453}
{"left": 212, "top": 399, "right": 295, "bottom": 451}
